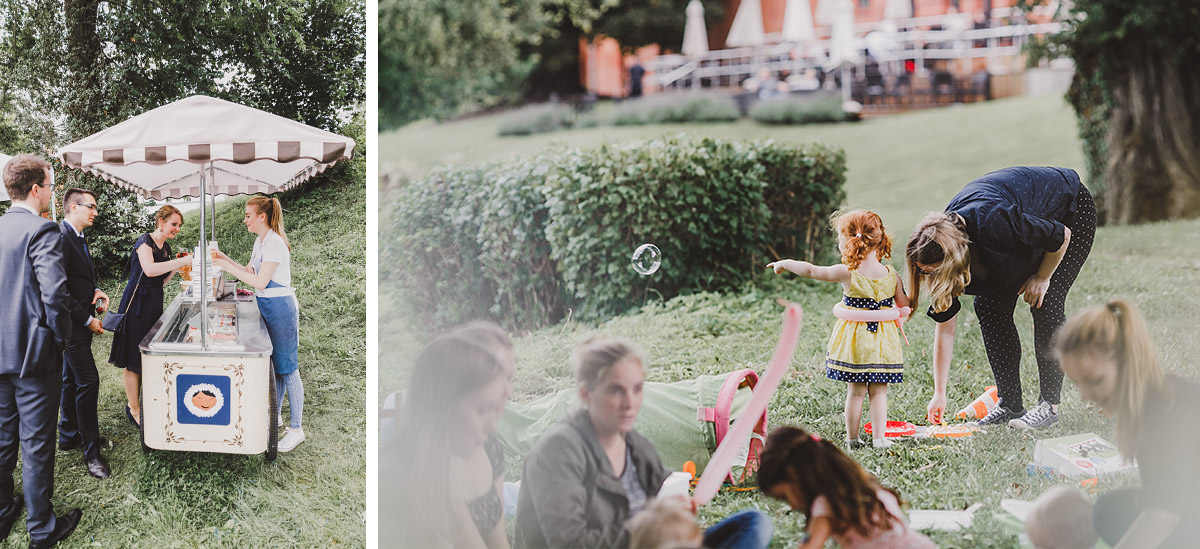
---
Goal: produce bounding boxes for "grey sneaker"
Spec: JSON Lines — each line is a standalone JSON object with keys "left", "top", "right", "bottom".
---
{"left": 972, "top": 400, "right": 1022, "bottom": 426}
{"left": 1009, "top": 401, "right": 1058, "bottom": 429}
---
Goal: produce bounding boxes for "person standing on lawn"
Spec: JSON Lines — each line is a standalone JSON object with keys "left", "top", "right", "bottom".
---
{"left": 57, "top": 187, "right": 112, "bottom": 479}
{"left": 0, "top": 154, "right": 83, "bottom": 546}
{"left": 214, "top": 196, "right": 305, "bottom": 452}
{"left": 905, "top": 167, "right": 1095, "bottom": 429}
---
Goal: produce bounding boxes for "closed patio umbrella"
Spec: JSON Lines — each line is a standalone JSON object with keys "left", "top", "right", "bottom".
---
{"left": 725, "top": 0, "right": 766, "bottom": 48}
{"left": 682, "top": 0, "right": 710, "bottom": 57}
{"left": 781, "top": 0, "right": 816, "bottom": 44}
{"left": 825, "top": 0, "right": 860, "bottom": 102}
{"left": 815, "top": 0, "right": 839, "bottom": 27}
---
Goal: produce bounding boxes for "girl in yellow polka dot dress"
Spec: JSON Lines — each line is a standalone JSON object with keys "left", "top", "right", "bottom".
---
{"left": 768, "top": 210, "right": 910, "bottom": 448}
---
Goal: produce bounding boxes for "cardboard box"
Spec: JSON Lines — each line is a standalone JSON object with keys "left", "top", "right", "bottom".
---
{"left": 1032, "top": 433, "right": 1137, "bottom": 477}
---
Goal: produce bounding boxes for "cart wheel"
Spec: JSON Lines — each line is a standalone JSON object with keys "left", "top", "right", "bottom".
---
{"left": 266, "top": 368, "right": 278, "bottom": 462}
{"left": 139, "top": 406, "right": 150, "bottom": 454}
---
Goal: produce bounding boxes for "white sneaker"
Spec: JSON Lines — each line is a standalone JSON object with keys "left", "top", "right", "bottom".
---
{"left": 1009, "top": 401, "right": 1059, "bottom": 429}
{"left": 872, "top": 437, "right": 894, "bottom": 449}
{"left": 279, "top": 427, "right": 305, "bottom": 452}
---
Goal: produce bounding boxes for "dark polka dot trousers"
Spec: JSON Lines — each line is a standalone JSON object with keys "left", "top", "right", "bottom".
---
{"left": 973, "top": 185, "right": 1096, "bottom": 414}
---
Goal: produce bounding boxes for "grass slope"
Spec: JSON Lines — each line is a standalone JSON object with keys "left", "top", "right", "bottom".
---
{"left": 379, "top": 94, "right": 1197, "bottom": 548}
{"left": 11, "top": 171, "right": 366, "bottom": 548}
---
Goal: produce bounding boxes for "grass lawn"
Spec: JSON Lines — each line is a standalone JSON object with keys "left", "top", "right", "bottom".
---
{"left": 379, "top": 94, "right": 1199, "bottom": 547}
{"left": 11, "top": 170, "right": 366, "bottom": 548}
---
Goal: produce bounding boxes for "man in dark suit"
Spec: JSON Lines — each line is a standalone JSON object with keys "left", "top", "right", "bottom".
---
{"left": 0, "top": 154, "right": 83, "bottom": 547}
{"left": 58, "top": 188, "right": 112, "bottom": 479}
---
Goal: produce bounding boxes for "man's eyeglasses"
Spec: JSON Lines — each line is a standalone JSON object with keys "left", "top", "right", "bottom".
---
{"left": 79, "top": 203, "right": 98, "bottom": 211}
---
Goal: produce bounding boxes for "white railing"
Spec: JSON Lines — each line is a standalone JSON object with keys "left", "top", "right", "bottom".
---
{"left": 648, "top": 16, "right": 1065, "bottom": 91}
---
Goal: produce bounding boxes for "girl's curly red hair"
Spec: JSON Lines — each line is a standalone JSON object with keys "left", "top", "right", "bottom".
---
{"left": 835, "top": 210, "right": 892, "bottom": 270}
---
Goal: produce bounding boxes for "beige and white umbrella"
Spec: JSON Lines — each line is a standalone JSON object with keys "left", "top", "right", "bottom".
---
{"left": 682, "top": 0, "right": 710, "bottom": 57}
{"left": 825, "top": 0, "right": 860, "bottom": 101}
{"left": 814, "top": 0, "right": 839, "bottom": 27}
{"left": 725, "top": 0, "right": 766, "bottom": 48}
{"left": 781, "top": 0, "right": 816, "bottom": 44}
{"left": 826, "top": 0, "right": 859, "bottom": 68}
{"left": 59, "top": 95, "right": 354, "bottom": 200}
{"left": 58, "top": 94, "right": 355, "bottom": 349}
{"left": 884, "top": 0, "right": 912, "bottom": 20}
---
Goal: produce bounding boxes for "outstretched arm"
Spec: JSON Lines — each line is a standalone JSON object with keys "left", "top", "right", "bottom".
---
{"left": 927, "top": 314, "right": 957, "bottom": 423}
{"left": 768, "top": 260, "right": 851, "bottom": 284}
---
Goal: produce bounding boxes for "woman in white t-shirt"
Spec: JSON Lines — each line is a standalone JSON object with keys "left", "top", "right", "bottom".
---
{"left": 214, "top": 196, "right": 305, "bottom": 452}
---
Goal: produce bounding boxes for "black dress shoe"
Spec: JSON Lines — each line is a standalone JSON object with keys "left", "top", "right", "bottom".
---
{"left": 124, "top": 406, "right": 138, "bottom": 427}
{"left": 85, "top": 456, "right": 111, "bottom": 479}
{"left": 0, "top": 496, "right": 23, "bottom": 541}
{"left": 29, "top": 509, "right": 81, "bottom": 549}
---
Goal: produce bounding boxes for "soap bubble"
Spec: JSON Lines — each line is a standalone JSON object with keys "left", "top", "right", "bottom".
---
{"left": 631, "top": 244, "right": 661, "bottom": 275}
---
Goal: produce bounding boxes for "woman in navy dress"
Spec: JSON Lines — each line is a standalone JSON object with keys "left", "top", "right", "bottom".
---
{"left": 109, "top": 205, "right": 191, "bottom": 426}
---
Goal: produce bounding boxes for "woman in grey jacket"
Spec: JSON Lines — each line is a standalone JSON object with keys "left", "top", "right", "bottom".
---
{"left": 514, "top": 337, "right": 773, "bottom": 549}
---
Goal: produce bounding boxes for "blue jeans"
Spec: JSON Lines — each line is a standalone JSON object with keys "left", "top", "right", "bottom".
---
{"left": 274, "top": 370, "right": 304, "bottom": 430}
{"left": 703, "top": 509, "right": 773, "bottom": 549}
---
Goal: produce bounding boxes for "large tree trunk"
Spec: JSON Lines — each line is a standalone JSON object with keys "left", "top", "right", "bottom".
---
{"left": 63, "top": 0, "right": 105, "bottom": 138}
{"left": 1102, "top": 49, "right": 1200, "bottom": 224}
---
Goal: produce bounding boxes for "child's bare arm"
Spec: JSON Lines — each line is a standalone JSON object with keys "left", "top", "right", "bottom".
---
{"left": 799, "top": 516, "right": 833, "bottom": 549}
{"left": 768, "top": 260, "right": 850, "bottom": 283}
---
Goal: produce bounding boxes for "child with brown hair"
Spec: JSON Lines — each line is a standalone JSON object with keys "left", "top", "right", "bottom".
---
{"left": 1056, "top": 300, "right": 1200, "bottom": 547}
{"left": 758, "top": 426, "right": 935, "bottom": 549}
{"left": 629, "top": 496, "right": 704, "bottom": 549}
{"left": 769, "top": 210, "right": 909, "bottom": 448}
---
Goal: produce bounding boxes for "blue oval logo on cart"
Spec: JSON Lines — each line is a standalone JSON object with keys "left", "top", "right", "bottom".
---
{"left": 177, "top": 374, "right": 232, "bottom": 426}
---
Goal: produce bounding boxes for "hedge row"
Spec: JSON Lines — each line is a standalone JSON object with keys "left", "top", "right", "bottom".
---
{"left": 385, "top": 137, "right": 846, "bottom": 331}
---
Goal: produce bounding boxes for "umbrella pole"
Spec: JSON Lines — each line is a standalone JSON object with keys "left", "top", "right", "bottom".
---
{"left": 199, "top": 164, "right": 209, "bottom": 352}
{"left": 209, "top": 163, "right": 216, "bottom": 242}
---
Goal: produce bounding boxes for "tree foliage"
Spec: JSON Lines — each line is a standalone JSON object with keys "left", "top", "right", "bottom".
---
{"left": 1, "top": 0, "right": 365, "bottom": 274}
{"left": 1025, "top": 0, "right": 1200, "bottom": 223}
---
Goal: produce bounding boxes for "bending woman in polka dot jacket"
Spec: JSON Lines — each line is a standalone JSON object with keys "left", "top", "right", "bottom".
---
{"left": 770, "top": 210, "right": 910, "bottom": 449}
{"left": 905, "top": 167, "right": 1096, "bottom": 430}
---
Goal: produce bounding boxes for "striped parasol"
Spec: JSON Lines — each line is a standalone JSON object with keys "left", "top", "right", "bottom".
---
{"left": 57, "top": 95, "right": 355, "bottom": 200}
{"left": 56, "top": 94, "right": 355, "bottom": 351}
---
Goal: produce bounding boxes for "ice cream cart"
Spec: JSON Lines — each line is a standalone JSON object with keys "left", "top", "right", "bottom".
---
{"left": 56, "top": 94, "right": 356, "bottom": 460}
{"left": 138, "top": 281, "right": 279, "bottom": 459}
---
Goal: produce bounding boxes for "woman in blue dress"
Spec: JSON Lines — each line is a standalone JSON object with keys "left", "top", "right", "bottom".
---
{"left": 110, "top": 205, "right": 192, "bottom": 426}
{"left": 214, "top": 196, "right": 305, "bottom": 452}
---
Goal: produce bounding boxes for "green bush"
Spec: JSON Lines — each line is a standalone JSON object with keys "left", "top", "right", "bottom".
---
{"left": 609, "top": 93, "right": 740, "bottom": 125}
{"left": 544, "top": 137, "right": 771, "bottom": 320}
{"left": 749, "top": 94, "right": 848, "bottom": 125}
{"left": 497, "top": 103, "right": 576, "bottom": 136}
{"left": 385, "top": 164, "right": 495, "bottom": 328}
{"left": 477, "top": 155, "right": 569, "bottom": 328}
{"left": 756, "top": 142, "right": 847, "bottom": 261}
{"left": 385, "top": 137, "right": 847, "bottom": 331}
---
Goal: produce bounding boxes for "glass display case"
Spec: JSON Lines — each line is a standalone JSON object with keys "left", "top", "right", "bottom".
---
{"left": 142, "top": 291, "right": 272, "bottom": 356}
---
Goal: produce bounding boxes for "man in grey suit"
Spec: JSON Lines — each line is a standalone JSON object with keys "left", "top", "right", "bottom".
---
{"left": 0, "top": 154, "right": 82, "bottom": 547}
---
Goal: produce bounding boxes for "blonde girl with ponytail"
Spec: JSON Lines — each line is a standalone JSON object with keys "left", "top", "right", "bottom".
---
{"left": 768, "top": 210, "right": 910, "bottom": 449}
{"left": 1054, "top": 300, "right": 1200, "bottom": 548}
{"left": 214, "top": 195, "right": 305, "bottom": 452}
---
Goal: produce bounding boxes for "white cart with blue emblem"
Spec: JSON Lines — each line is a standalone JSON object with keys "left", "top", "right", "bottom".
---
{"left": 139, "top": 287, "right": 278, "bottom": 461}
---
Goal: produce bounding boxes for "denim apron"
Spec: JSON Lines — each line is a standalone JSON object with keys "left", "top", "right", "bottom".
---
{"left": 256, "top": 280, "right": 299, "bottom": 375}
